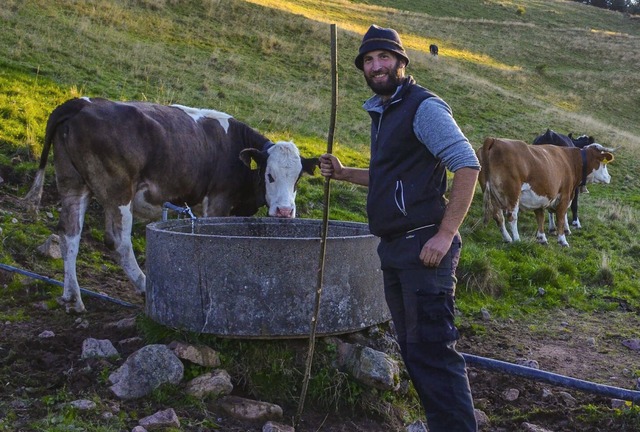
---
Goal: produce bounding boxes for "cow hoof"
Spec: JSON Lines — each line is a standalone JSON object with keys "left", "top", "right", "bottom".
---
{"left": 58, "top": 296, "right": 86, "bottom": 313}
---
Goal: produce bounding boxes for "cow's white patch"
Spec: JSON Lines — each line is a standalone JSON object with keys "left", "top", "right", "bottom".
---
{"left": 265, "top": 141, "right": 303, "bottom": 218}
{"left": 586, "top": 163, "right": 611, "bottom": 184}
{"left": 80, "top": 96, "right": 92, "bottom": 103}
{"left": 172, "top": 104, "right": 233, "bottom": 133}
{"left": 519, "top": 183, "right": 556, "bottom": 211}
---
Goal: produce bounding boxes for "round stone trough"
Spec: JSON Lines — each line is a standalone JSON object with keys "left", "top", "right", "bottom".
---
{"left": 145, "top": 217, "right": 390, "bottom": 338}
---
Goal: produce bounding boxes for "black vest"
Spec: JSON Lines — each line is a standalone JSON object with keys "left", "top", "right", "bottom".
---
{"left": 367, "top": 77, "right": 447, "bottom": 238}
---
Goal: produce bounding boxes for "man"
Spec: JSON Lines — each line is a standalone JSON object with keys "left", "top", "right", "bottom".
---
{"left": 319, "top": 25, "right": 479, "bottom": 431}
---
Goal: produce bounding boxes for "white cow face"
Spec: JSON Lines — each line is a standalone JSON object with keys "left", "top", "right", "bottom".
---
{"left": 240, "top": 141, "right": 318, "bottom": 218}
{"left": 264, "top": 141, "right": 304, "bottom": 218}
{"left": 585, "top": 144, "right": 614, "bottom": 185}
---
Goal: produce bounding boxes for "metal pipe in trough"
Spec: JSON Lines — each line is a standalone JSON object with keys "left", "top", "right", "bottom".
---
{"left": 145, "top": 217, "right": 390, "bottom": 338}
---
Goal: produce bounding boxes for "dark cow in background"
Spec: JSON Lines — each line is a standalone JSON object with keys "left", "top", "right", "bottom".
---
{"left": 429, "top": 44, "right": 439, "bottom": 56}
{"left": 532, "top": 128, "right": 597, "bottom": 231}
{"left": 25, "top": 97, "right": 318, "bottom": 312}
{"left": 477, "top": 137, "right": 614, "bottom": 247}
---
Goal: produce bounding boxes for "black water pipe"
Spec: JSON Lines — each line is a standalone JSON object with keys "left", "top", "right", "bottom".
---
{"left": 463, "top": 353, "right": 640, "bottom": 403}
{"left": 0, "top": 263, "right": 138, "bottom": 309}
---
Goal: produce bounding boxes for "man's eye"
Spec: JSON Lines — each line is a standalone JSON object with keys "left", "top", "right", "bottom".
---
{"left": 268, "top": 173, "right": 275, "bottom": 183}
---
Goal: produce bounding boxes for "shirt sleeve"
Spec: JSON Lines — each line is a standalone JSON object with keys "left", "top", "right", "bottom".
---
{"left": 413, "top": 98, "right": 480, "bottom": 172}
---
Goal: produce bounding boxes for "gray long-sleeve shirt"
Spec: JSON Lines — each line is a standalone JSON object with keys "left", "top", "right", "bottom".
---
{"left": 364, "top": 88, "right": 480, "bottom": 173}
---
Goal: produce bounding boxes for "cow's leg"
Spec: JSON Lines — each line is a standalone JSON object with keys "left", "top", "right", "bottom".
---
{"left": 104, "top": 203, "right": 146, "bottom": 294}
{"left": 547, "top": 211, "right": 557, "bottom": 234}
{"left": 58, "top": 191, "right": 91, "bottom": 313}
{"left": 555, "top": 208, "right": 571, "bottom": 247}
{"left": 571, "top": 189, "right": 581, "bottom": 229}
{"left": 506, "top": 207, "right": 521, "bottom": 242}
{"left": 534, "top": 209, "right": 548, "bottom": 245}
{"left": 563, "top": 213, "right": 572, "bottom": 236}
{"left": 493, "top": 210, "right": 513, "bottom": 243}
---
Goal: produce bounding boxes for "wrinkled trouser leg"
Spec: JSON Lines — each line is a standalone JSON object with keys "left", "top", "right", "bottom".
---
{"left": 382, "top": 236, "right": 476, "bottom": 432}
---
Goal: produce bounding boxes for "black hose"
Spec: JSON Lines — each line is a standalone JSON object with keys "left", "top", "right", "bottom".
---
{"left": 0, "top": 263, "right": 138, "bottom": 309}
{"left": 463, "top": 353, "right": 640, "bottom": 403}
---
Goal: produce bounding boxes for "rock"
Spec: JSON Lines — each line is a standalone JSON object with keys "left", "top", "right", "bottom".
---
{"left": 106, "top": 317, "right": 137, "bottom": 330}
{"left": 611, "top": 398, "right": 629, "bottom": 409}
{"left": 185, "top": 370, "right": 233, "bottom": 398}
{"left": 36, "top": 234, "right": 61, "bottom": 259}
{"left": 521, "top": 422, "right": 554, "bottom": 432}
{"left": 622, "top": 338, "right": 640, "bottom": 351}
{"left": 139, "top": 408, "right": 180, "bottom": 430}
{"left": 168, "top": 341, "right": 221, "bottom": 367}
{"left": 558, "top": 391, "right": 577, "bottom": 407}
{"left": 81, "top": 338, "right": 119, "bottom": 359}
{"left": 515, "top": 358, "right": 539, "bottom": 369}
{"left": 217, "top": 395, "right": 283, "bottom": 422}
{"left": 481, "top": 308, "right": 491, "bottom": 320}
{"left": 262, "top": 420, "right": 294, "bottom": 432}
{"left": 38, "top": 330, "right": 55, "bottom": 338}
{"left": 502, "top": 388, "right": 520, "bottom": 401}
{"left": 68, "top": 399, "right": 96, "bottom": 410}
{"left": 109, "top": 344, "right": 184, "bottom": 399}
{"left": 474, "top": 408, "right": 490, "bottom": 427}
{"left": 406, "top": 419, "right": 428, "bottom": 431}
{"left": 332, "top": 339, "right": 400, "bottom": 391}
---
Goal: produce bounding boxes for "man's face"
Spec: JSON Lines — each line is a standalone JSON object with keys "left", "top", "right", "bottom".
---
{"left": 362, "top": 50, "right": 405, "bottom": 96}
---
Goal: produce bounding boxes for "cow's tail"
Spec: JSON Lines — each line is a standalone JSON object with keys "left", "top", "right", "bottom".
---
{"left": 24, "top": 98, "right": 91, "bottom": 211}
{"left": 480, "top": 137, "right": 496, "bottom": 226}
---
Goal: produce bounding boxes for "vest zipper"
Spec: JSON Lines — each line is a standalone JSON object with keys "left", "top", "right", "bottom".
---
{"left": 395, "top": 180, "right": 407, "bottom": 216}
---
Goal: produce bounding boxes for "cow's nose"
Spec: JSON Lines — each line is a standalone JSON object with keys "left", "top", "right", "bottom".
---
{"left": 275, "top": 207, "right": 294, "bottom": 218}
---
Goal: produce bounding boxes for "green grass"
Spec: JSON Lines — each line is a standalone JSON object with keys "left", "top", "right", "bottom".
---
{"left": 1, "top": 0, "right": 640, "bottom": 429}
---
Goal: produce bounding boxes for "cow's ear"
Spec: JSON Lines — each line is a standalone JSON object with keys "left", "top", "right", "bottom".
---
{"left": 301, "top": 157, "right": 319, "bottom": 175}
{"left": 603, "top": 152, "right": 614, "bottom": 163}
{"left": 239, "top": 148, "right": 267, "bottom": 169}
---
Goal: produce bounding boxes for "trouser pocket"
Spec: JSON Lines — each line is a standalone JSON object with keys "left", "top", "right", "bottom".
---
{"left": 416, "top": 290, "right": 460, "bottom": 343}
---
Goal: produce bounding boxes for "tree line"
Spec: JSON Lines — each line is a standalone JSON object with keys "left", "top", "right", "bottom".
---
{"left": 572, "top": 0, "right": 640, "bottom": 14}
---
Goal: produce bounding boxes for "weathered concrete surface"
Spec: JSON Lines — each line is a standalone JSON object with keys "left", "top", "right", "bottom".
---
{"left": 145, "top": 217, "right": 390, "bottom": 338}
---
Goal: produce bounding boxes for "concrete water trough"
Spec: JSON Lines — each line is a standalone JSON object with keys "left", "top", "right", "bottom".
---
{"left": 145, "top": 217, "right": 390, "bottom": 338}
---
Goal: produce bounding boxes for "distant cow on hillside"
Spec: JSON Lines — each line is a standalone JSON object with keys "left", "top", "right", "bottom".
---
{"left": 477, "top": 137, "right": 614, "bottom": 247}
{"left": 532, "top": 128, "right": 597, "bottom": 231}
{"left": 429, "top": 44, "right": 439, "bottom": 56}
{"left": 24, "top": 97, "right": 318, "bottom": 312}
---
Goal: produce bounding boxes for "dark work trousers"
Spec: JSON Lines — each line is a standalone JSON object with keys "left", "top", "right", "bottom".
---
{"left": 378, "top": 227, "right": 477, "bottom": 432}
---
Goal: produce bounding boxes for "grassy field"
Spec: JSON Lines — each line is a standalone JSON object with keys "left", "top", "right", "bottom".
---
{"left": 2, "top": 0, "right": 639, "bottom": 314}
{"left": 1, "top": 0, "right": 640, "bottom": 429}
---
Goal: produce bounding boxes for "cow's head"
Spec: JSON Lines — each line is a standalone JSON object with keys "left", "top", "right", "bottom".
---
{"left": 240, "top": 141, "right": 318, "bottom": 218}
{"left": 584, "top": 143, "right": 614, "bottom": 185}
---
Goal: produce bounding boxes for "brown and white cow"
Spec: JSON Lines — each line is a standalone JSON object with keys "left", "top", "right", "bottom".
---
{"left": 24, "top": 97, "right": 318, "bottom": 312}
{"left": 477, "top": 137, "right": 614, "bottom": 247}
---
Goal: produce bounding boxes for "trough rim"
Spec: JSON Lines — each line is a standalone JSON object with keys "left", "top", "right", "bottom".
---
{"left": 146, "top": 216, "right": 375, "bottom": 241}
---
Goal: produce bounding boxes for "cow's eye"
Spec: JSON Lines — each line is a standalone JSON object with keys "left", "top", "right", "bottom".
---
{"left": 267, "top": 173, "right": 275, "bottom": 183}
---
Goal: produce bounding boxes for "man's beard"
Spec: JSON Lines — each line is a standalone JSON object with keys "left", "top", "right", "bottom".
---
{"left": 365, "top": 64, "right": 404, "bottom": 96}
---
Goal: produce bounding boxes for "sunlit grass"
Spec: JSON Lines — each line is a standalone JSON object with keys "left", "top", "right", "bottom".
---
{"left": 245, "top": 0, "right": 521, "bottom": 71}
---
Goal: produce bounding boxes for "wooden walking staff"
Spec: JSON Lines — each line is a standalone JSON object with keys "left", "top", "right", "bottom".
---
{"left": 295, "top": 23, "right": 338, "bottom": 426}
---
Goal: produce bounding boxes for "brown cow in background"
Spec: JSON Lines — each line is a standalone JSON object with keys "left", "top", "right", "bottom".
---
{"left": 477, "top": 137, "right": 614, "bottom": 247}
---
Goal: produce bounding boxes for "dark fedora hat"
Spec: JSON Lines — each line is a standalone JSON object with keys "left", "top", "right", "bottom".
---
{"left": 355, "top": 25, "right": 410, "bottom": 70}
